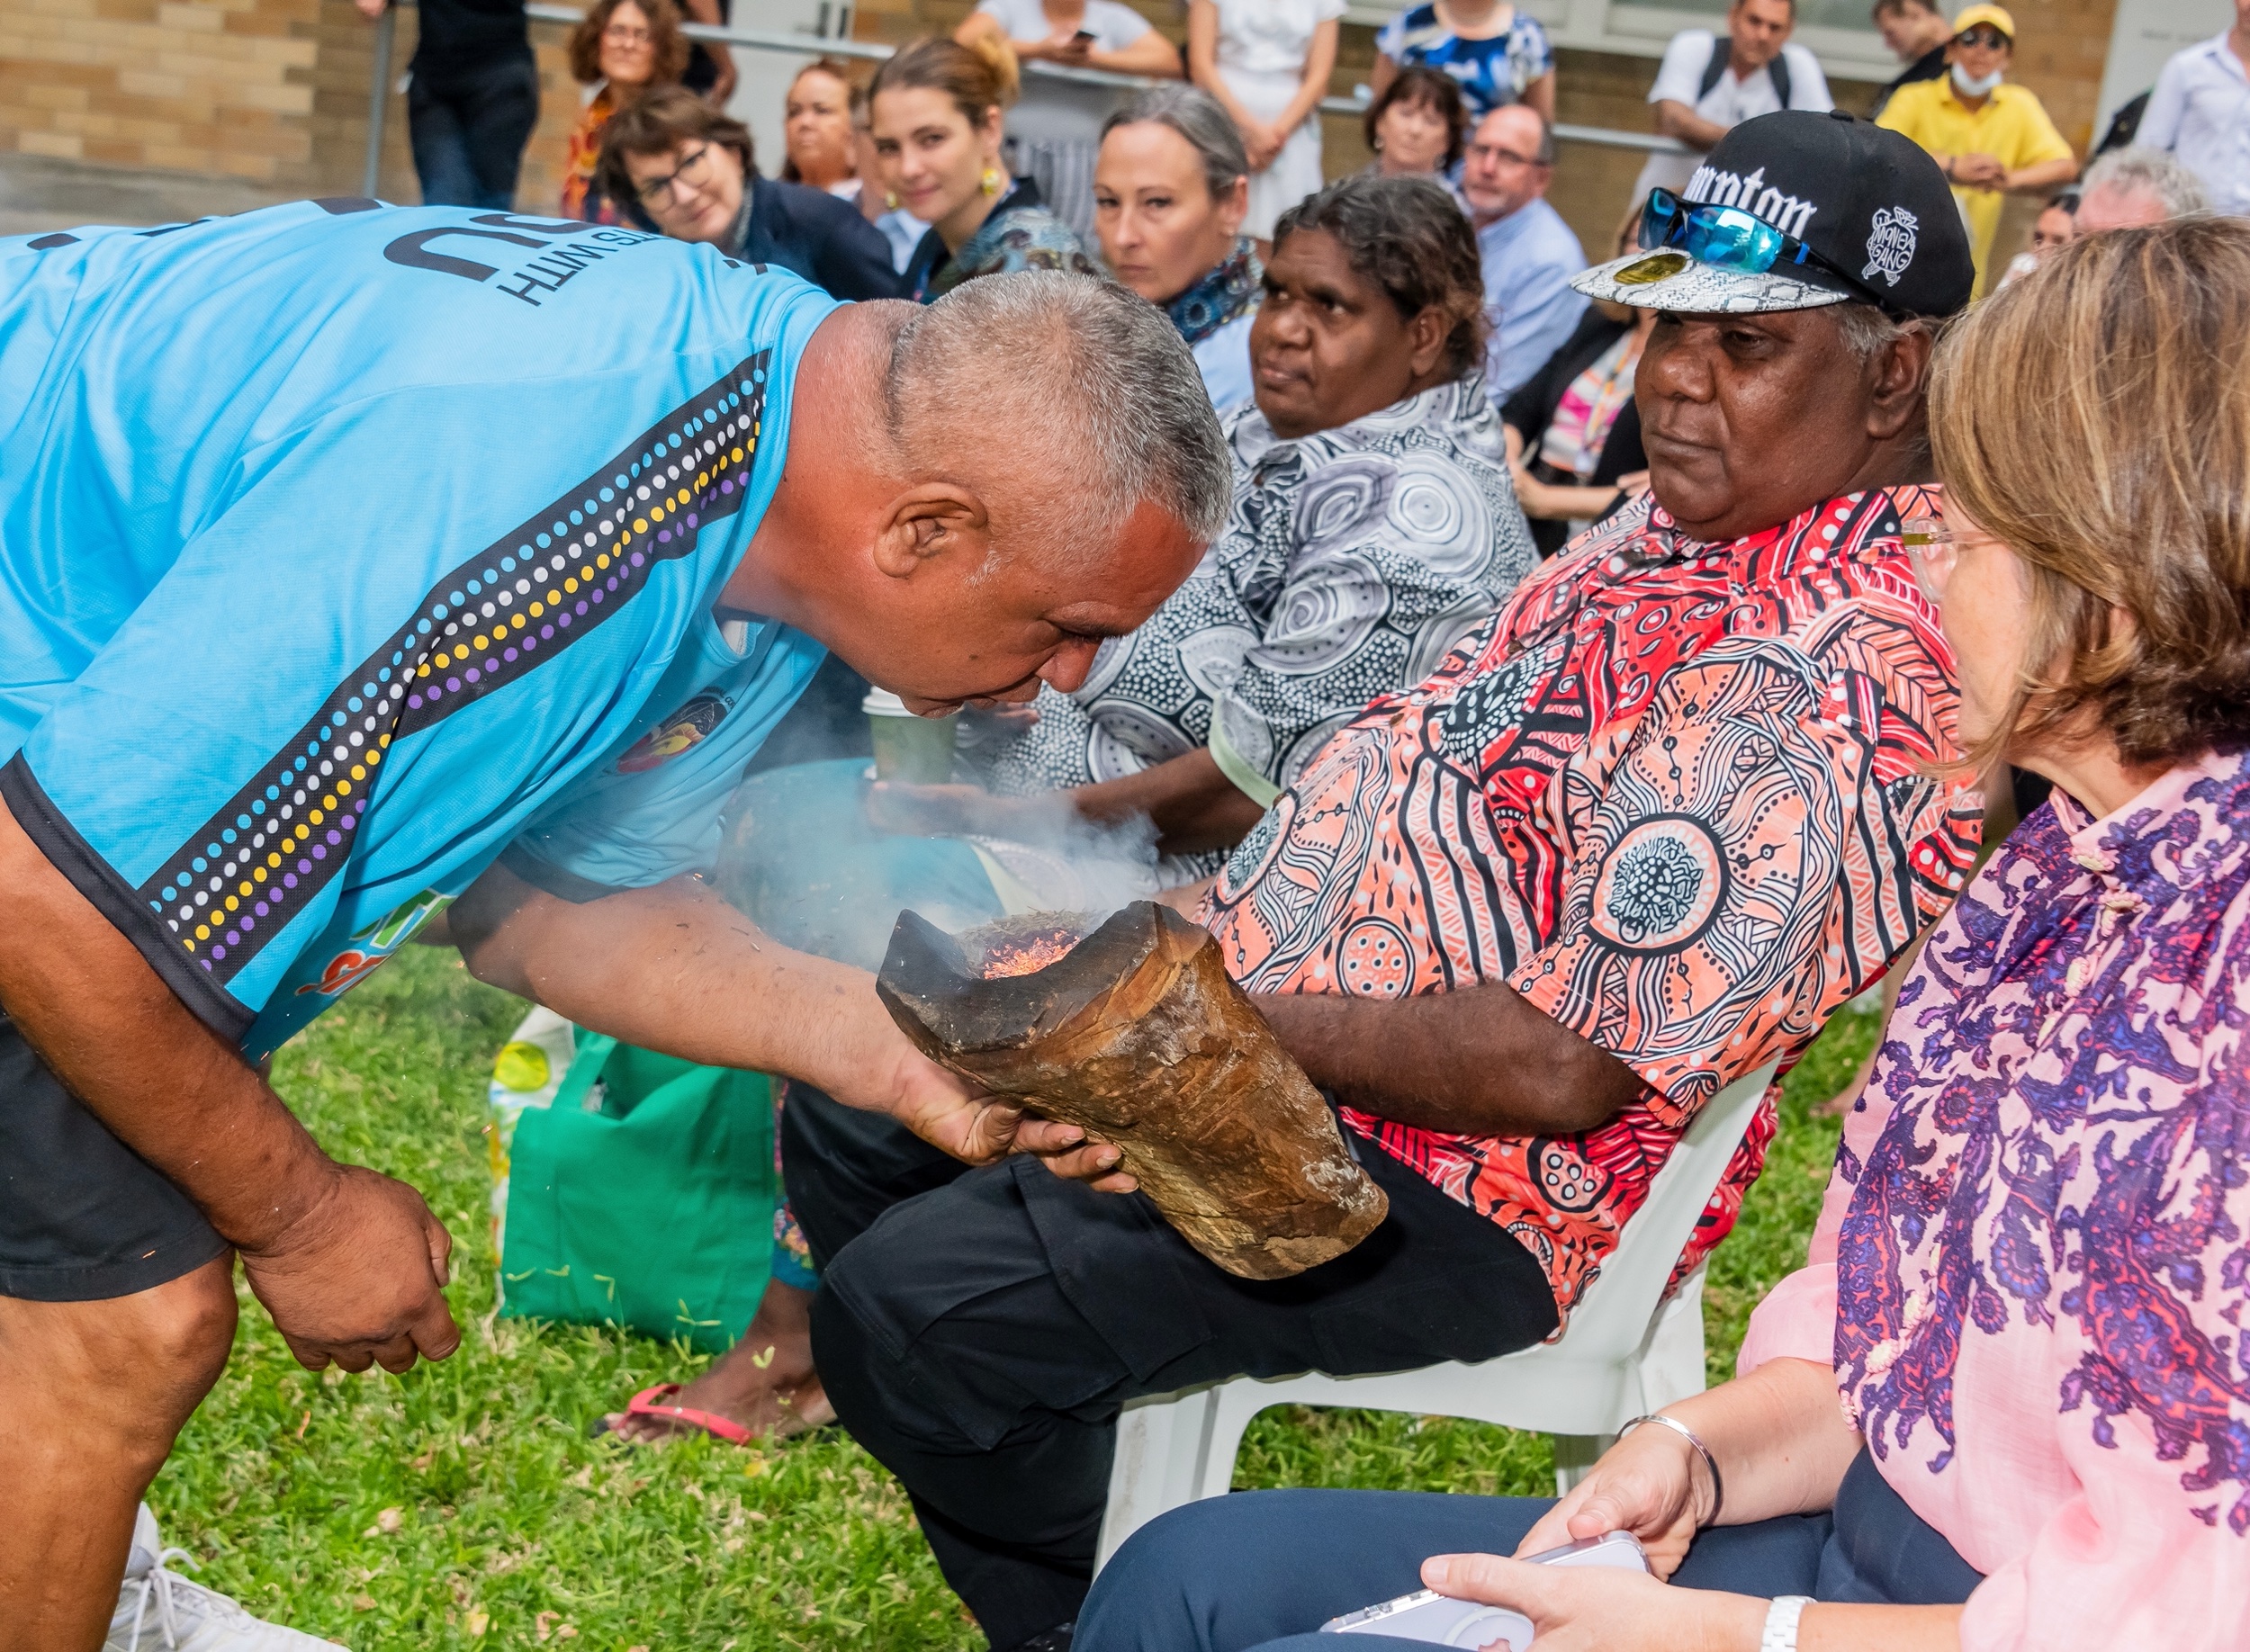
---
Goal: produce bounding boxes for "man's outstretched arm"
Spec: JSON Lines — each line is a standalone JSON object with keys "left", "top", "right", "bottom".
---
{"left": 447, "top": 859, "right": 1127, "bottom": 1181}
{"left": 1255, "top": 983, "right": 1649, "bottom": 1138}
{"left": 0, "top": 795, "right": 459, "bottom": 1374}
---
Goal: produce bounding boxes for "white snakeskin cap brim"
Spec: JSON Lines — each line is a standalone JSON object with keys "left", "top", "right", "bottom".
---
{"left": 1570, "top": 248, "right": 1854, "bottom": 313}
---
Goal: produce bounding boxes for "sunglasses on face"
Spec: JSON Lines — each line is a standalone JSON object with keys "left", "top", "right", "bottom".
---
{"left": 1954, "top": 27, "right": 2010, "bottom": 49}
{"left": 1638, "top": 187, "right": 1894, "bottom": 310}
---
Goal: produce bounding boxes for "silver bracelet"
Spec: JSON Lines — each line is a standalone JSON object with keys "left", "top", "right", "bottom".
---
{"left": 1617, "top": 1412, "right": 1724, "bottom": 1530}
{"left": 1760, "top": 1594, "right": 1812, "bottom": 1652}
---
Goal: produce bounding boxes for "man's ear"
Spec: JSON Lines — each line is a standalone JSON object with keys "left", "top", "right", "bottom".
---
{"left": 1865, "top": 321, "right": 1936, "bottom": 443}
{"left": 871, "top": 482, "right": 992, "bottom": 579}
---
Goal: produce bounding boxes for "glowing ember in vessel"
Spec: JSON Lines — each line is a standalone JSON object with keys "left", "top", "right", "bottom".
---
{"left": 980, "top": 929, "right": 1080, "bottom": 979}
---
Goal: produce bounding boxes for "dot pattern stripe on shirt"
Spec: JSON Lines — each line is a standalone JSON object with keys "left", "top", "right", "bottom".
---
{"left": 138, "top": 351, "right": 771, "bottom": 986}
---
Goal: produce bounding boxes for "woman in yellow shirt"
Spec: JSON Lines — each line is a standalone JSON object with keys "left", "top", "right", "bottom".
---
{"left": 1876, "top": 4, "right": 2075, "bottom": 295}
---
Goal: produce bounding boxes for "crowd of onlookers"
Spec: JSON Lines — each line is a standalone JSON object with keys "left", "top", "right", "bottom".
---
{"left": 358, "top": 0, "right": 2248, "bottom": 521}
{"left": 314, "top": 5, "right": 2248, "bottom": 1651}
{"left": 38, "top": 6, "right": 2247, "bottom": 1652}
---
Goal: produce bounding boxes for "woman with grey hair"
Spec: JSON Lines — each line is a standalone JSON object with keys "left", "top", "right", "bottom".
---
{"left": 886, "top": 174, "right": 1539, "bottom": 883}
{"left": 1094, "top": 84, "right": 1262, "bottom": 411}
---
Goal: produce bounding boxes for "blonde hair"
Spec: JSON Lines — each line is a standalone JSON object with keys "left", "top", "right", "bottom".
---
{"left": 869, "top": 34, "right": 1019, "bottom": 126}
{"left": 1927, "top": 218, "right": 2250, "bottom": 769}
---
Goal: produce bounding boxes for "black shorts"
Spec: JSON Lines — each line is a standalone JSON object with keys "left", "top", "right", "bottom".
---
{"left": 0, "top": 1011, "right": 230, "bottom": 1302}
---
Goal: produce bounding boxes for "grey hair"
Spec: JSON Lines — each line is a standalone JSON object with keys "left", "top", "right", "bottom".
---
{"left": 1101, "top": 84, "right": 1249, "bottom": 202}
{"left": 1832, "top": 301, "right": 1915, "bottom": 363}
{"left": 2081, "top": 146, "right": 2210, "bottom": 220}
{"left": 1828, "top": 301, "right": 1939, "bottom": 464}
{"left": 886, "top": 270, "right": 1231, "bottom": 554}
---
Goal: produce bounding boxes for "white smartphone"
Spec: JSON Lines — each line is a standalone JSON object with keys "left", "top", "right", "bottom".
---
{"left": 1318, "top": 1531, "right": 1650, "bottom": 1647}
{"left": 1320, "top": 1591, "right": 1533, "bottom": 1648}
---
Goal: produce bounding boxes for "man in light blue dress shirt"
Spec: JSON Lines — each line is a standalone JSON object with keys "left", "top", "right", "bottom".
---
{"left": 2138, "top": 4, "right": 2250, "bottom": 219}
{"left": 1456, "top": 104, "right": 1588, "bottom": 400}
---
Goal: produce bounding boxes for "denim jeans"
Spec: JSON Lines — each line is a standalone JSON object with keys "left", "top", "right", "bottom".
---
{"left": 407, "top": 53, "right": 539, "bottom": 211}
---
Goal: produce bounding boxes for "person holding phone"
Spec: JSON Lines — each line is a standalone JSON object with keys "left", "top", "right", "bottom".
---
{"left": 956, "top": 0, "right": 1183, "bottom": 239}
{"left": 1075, "top": 213, "right": 2250, "bottom": 1652}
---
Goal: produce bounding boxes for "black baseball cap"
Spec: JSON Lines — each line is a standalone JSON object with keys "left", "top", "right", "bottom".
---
{"left": 1573, "top": 110, "right": 1975, "bottom": 319}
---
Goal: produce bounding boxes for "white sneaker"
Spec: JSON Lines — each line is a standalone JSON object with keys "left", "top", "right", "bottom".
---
{"left": 105, "top": 1504, "right": 338, "bottom": 1651}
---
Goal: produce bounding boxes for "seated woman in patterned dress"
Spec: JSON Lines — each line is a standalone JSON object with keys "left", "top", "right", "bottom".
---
{"left": 867, "top": 35, "right": 1101, "bottom": 302}
{"left": 1074, "top": 216, "right": 2250, "bottom": 1652}
{"left": 878, "top": 173, "right": 1539, "bottom": 883}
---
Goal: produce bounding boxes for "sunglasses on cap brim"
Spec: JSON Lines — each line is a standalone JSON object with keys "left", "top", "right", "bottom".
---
{"left": 1638, "top": 187, "right": 1906, "bottom": 317}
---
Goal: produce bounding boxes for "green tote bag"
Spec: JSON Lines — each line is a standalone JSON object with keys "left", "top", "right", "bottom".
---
{"left": 498, "top": 1035, "right": 775, "bottom": 1354}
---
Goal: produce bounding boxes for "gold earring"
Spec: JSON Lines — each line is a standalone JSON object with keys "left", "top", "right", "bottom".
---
{"left": 885, "top": 189, "right": 900, "bottom": 211}
{"left": 980, "top": 166, "right": 1004, "bottom": 196}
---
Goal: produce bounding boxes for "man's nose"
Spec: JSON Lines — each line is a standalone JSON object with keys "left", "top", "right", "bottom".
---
{"left": 1641, "top": 332, "right": 1707, "bottom": 401}
{"left": 1038, "top": 638, "right": 1102, "bottom": 695}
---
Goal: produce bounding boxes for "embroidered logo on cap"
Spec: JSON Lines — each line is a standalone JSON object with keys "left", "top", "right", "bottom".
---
{"left": 1684, "top": 164, "right": 1818, "bottom": 238}
{"left": 1862, "top": 205, "right": 1919, "bottom": 288}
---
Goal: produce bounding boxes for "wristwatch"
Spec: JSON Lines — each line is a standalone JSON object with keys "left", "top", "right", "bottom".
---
{"left": 1760, "top": 1594, "right": 1812, "bottom": 1652}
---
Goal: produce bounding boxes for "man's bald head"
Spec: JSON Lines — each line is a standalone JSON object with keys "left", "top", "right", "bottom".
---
{"left": 1460, "top": 106, "right": 1555, "bottom": 224}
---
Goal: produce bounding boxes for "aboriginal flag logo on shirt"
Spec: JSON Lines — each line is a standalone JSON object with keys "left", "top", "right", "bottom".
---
{"left": 616, "top": 689, "right": 732, "bottom": 772}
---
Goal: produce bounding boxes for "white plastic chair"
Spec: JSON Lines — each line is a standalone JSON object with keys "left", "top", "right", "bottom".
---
{"left": 1094, "top": 1060, "right": 1781, "bottom": 1570}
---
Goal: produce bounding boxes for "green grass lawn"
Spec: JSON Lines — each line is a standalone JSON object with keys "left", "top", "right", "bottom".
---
{"left": 153, "top": 947, "right": 1876, "bottom": 1650}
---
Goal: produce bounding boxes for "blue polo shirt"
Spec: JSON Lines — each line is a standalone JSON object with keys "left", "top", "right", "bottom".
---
{"left": 0, "top": 200, "right": 835, "bottom": 1059}
{"left": 1469, "top": 194, "right": 1587, "bottom": 400}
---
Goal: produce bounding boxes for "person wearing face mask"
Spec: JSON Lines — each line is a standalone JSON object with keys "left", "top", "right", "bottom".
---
{"left": 1360, "top": 66, "right": 1468, "bottom": 181}
{"left": 1876, "top": 4, "right": 2075, "bottom": 296}
{"left": 1094, "top": 85, "right": 1260, "bottom": 413}
{"left": 594, "top": 87, "right": 902, "bottom": 301}
{"left": 869, "top": 35, "right": 1102, "bottom": 302}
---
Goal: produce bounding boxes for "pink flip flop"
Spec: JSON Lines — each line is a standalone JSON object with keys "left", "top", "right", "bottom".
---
{"left": 606, "top": 1383, "right": 754, "bottom": 1446}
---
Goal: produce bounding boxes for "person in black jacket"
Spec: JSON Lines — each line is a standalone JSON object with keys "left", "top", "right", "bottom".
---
{"left": 595, "top": 86, "right": 903, "bottom": 301}
{"left": 1498, "top": 211, "right": 1652, "bottom": 557}
{"left": 356, "top": 0, "right": 539, "bottom": 210}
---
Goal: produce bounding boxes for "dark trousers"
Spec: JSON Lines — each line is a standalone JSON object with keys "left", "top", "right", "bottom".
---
{"left": 788, "top": 1087, "right": 1559, "bottom": 1650}
{"left": 407, "top": 54, "right": 540, "bottom": 211}
{"left": 1075, "top": 1451, "right": 1984, "bottom": 1651}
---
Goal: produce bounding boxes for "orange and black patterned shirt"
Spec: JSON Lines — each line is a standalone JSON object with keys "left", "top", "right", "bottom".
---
{"left": 1202, "top": 486, "right": 1983, "bottom": 1320}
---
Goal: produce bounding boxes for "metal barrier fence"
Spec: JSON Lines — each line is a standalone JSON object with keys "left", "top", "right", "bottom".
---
{"left": 362, "top": 3, "right": 1681, "bottom": 198}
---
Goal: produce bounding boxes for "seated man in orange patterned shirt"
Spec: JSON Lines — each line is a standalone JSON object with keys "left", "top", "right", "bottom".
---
{"left": 806, "top": 113, "right": 1985, "bottom": 1652}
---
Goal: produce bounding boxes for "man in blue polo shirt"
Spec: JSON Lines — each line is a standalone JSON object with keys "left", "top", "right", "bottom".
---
{"left": 0, "top": 199, "right": 1226, "bottom": 1649}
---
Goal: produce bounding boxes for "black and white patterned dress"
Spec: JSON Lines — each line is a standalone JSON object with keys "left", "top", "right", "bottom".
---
{"left": 965, "top": 373, "right": 1537, "bottom": 878}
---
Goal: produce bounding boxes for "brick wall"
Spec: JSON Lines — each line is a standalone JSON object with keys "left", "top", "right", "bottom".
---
{"left": 0, "top": 0, "right": 2121, "bottom": 229}
{"left": 0, "top": 0, "right": 320, "bottom": 180}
